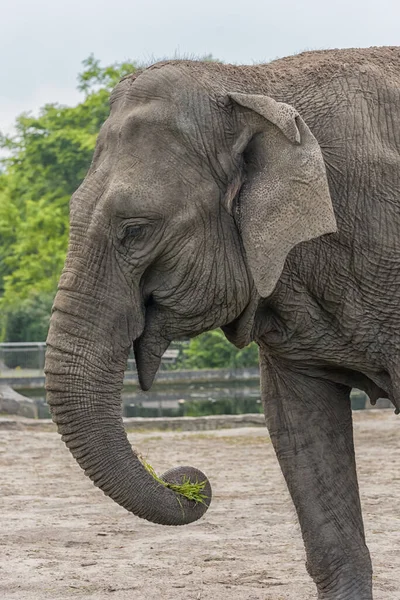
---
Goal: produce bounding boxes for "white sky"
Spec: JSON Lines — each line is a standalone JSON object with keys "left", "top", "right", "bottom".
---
{"left": 1, "top": 0, "right": 399, "bottom": 136}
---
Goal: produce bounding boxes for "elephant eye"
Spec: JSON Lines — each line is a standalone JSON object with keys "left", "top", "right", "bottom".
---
{"left": 116, "top": 220, "right": 152, "bottom": 249}
{"left": 117, "top": 223, "right": 148, "bottom": 245}
{"left": 124, "top": 224, "right": 145, "bottom": 239}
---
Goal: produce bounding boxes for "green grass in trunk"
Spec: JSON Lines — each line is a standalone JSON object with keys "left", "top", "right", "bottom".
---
{"left": 140, "top": 456, "right": 208, "bottom": 504}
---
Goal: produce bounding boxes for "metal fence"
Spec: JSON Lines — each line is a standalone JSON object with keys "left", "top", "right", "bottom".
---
{"left": 0, "top": 341, "right": 186, "bottom": 380}
{"left": 0, "top": 342, "right": 46, "bottom": 377}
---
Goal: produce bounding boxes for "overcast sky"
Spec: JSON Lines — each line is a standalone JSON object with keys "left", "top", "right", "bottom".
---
{"left": 1, "top": 0, "right": 399, "bottom": 136}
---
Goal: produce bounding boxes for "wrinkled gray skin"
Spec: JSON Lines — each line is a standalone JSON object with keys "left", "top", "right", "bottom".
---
{"left": 45, "top": 47, "right": 400, "bottom": 599}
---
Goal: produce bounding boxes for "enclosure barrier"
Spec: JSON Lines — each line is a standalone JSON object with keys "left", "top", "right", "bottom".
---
{"left": 0, "top": 341, "right": 183, "bottom": 380}
{"left": 0, "top": 343, "right": 390, "bottom": 419}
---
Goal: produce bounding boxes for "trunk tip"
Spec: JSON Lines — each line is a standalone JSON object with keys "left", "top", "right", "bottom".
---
{"left": 160, "top": 465, "right": 212, "bottom": 524}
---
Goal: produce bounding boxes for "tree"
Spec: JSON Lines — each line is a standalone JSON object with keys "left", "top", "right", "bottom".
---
{"left": 179, "top": 330, "right": 259, "bottom": 370}
{"left": 2, "top": 292, "right": 53, "bottom": 343}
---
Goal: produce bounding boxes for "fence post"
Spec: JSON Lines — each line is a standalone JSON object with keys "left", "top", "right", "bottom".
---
{"left": 38, "top": 343, "right": 45, "bottom": 375}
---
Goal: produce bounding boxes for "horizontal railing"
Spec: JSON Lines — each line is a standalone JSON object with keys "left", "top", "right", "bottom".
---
{"left": 0, "top": 341, "right": 185, "bottom": 380}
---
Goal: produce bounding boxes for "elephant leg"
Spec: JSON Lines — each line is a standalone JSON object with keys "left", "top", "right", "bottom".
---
{"left": 260, "top": 353, "right": 372, "bottom": 600}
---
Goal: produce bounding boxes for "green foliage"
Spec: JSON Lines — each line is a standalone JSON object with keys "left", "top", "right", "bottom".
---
{"left": 1, "top": 292, "right": 53, "bottom": 343}
{"left": 178, "top": 330, "right": 259, "bottom": 370}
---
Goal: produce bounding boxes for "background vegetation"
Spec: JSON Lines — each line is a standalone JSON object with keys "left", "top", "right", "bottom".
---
{"left": 0, "top": 56, "right": 258, "bottom": 370}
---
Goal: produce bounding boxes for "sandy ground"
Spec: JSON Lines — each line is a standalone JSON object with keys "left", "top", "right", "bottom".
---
{"left": 0, "top": 410, "right": 399, "bottom": 600}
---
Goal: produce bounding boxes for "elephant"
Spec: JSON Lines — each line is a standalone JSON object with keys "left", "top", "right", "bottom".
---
{"left": 44, "top": 46, "right": 400, "bottom": 599}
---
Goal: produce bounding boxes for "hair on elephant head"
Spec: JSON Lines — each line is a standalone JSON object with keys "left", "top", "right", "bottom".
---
{"left": 44, "top": 61, "right": 336, "bottom": 526}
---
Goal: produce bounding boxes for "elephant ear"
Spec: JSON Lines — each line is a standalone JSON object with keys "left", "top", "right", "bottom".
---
{"left": 228, "top": 92, "right": 337, "bottom": 298}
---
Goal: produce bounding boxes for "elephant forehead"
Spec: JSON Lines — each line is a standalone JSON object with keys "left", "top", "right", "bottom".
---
{"left": 104, "top": 162, "right": 220, "bottom": 219}
{"left": 99, "top": 103, "right": 198, "bottom": 174}
{"left": 103, "top": 167, "right": 188, "bottom": 215}
{"left": 70, "top": 145, "right": 186, "bottom": 221}
{"left": 105, "top": 104, "right": 171, "bottom": 148}
{"left": 94, "top": 118, "right": 214, "bottom": 205}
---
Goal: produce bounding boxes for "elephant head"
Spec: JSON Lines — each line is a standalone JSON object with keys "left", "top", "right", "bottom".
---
{"left": 45, "top": 62, "right": 336, "bottom": 526}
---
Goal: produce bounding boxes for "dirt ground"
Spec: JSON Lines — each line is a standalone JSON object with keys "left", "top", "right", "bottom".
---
{"left": 0, "top": 410, "right": 399, "bottom": 600}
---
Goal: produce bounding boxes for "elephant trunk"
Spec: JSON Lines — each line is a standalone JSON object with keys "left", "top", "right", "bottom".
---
{"left": 44, "top": 290, "right": 211, "bottom": 526}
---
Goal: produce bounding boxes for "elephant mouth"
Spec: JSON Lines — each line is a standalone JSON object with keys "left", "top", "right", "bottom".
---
{"left": 133, "top": 287, "right": 260, "bottom": 389}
